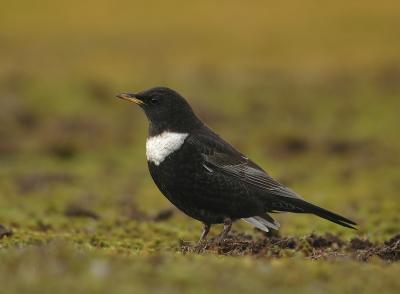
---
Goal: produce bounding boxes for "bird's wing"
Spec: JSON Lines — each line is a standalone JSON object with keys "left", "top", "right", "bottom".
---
{"left": 188, "top": 129, "right": 303, "bottom": 201}
{"left": 203, "top": 151, "right": 303, "bottom": 200}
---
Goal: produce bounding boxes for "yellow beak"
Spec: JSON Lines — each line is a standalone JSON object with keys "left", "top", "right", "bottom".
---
{"left": 116, "top": 93, "right": 144, "bottom": 105}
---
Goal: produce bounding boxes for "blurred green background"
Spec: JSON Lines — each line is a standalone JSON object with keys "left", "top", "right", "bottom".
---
{"left": 0, "top": 0, "right": 399, "bottom": 293}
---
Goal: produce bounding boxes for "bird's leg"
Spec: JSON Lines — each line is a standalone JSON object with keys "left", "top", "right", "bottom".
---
{"left": 216, "top": 218, "right": 232, "bottom": 242}
{"left": 198, "top": 223, "right": 211, "bottom": 244}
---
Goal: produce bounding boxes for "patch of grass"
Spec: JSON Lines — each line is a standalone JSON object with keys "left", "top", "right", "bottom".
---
{"left": 0, "top": 241, "right": 399, "bottom": 294}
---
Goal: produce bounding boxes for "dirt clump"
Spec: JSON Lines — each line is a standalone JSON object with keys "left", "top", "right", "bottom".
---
{"left": 152, "top": 209, "right": 175, "bottom": 222}
{"left": 376, "top": 234, "right": 400, "bottom": 262}
{"left": 348, "top": 237, "right": 374, "bottom": 250}
{"left": 306, "top": 233, "right": 344, "bottom": 249}
{"left": 0, "top": 225, "right": 13, "bottom": 239}
{"left": 17, "top": 172, "right": 75, "bottom": 194}
{"left": 64, "top": 204, "right": 100, "bottom": 220}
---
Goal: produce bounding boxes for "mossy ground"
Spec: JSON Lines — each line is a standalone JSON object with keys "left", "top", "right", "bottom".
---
{"left": 0, "top": 1, "right": 399, "bottom": 293}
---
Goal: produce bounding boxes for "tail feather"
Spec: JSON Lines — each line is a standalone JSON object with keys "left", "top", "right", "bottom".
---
{"left": 273, "top": 197, "right": 357, "bottom": 229}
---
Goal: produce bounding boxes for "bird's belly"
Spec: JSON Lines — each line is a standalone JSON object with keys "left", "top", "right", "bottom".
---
{"left": 147, "top": 147, "right": 264, "bottom": 223}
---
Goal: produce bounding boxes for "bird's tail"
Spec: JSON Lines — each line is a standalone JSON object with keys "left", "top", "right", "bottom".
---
{"left": 272, "top": 197, "right": 357, "bottom": 229}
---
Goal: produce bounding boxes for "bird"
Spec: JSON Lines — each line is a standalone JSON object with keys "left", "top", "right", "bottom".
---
{"left": 116, "top": 87, "right": 356, "bottom": 243}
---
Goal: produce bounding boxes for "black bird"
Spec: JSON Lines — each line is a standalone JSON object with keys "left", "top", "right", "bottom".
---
{"left": 116, "top": 87, "right": 356, "bottom": 242}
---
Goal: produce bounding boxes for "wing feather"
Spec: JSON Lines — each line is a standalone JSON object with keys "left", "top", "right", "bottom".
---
{"left": 203, "top": 152, "right": 303, "bottom": 200}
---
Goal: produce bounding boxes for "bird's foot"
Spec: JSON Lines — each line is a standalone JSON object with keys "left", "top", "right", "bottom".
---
{"left": 214, "top": 217, "right": 232, "bottom": 244}
{"left": 195, "top": 222, "right": 211, "bottom": 249}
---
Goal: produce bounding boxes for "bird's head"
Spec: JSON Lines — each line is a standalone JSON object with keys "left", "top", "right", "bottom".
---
{"left": 117, "top": 87, "right": 202, "bottom": 135}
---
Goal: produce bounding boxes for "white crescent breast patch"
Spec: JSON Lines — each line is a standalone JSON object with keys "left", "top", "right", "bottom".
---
{"left": 146, "top": 131, "right": 189, "bottom": 166}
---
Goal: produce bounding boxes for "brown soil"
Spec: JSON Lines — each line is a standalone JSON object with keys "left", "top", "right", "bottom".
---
{"left": 64, "top": 204, "right": 100, "bottom": 220}
{"left": 16, "top": 172, "right": 75, "bottom": 194}
{"left": 0, "top": 225, "right": 13, "bottom": 239}
{"left": 181, "top": 232, "right": 400, "bottom": 262}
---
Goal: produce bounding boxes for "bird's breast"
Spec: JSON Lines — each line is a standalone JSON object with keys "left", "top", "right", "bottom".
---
{"left": 146, "top": 131, "right": 189, "bottom": 166}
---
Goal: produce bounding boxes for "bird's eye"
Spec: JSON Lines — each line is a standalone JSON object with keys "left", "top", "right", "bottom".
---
{"left": 150, "top": 98, "right": 160, "bottom": 105}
